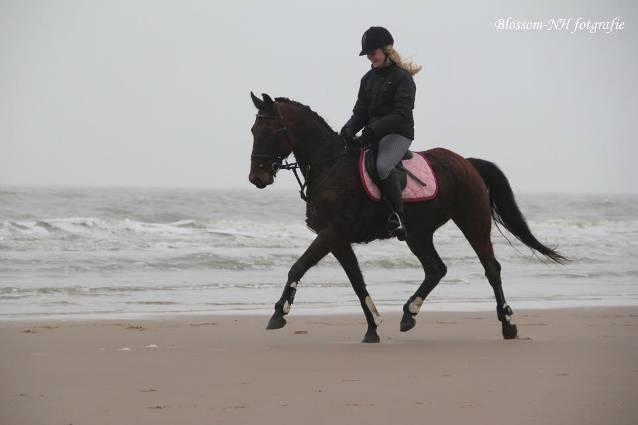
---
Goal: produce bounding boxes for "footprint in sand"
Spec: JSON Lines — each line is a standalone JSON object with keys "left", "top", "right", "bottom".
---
{"left": 126, "top": 325, "right": 145, "bottom": 331}
{"left": 189, "top": 322, "right": 218, "bottom": 327}
{"left": 221, "top": 405, "right": 248, "bottom": 411}
{"left": 22, "top": 326, "right": 60, "bottom": 333}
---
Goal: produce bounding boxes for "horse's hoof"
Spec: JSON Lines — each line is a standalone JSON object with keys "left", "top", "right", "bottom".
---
{"left": 400, "top": 313, "right": 416, "bottom": 332}
{"left": 502, "top": 323, "right": 518, "bottom": 339}
{"left": 266, "top": 313, "right": 286, "bottom": 330}
{"left": 361, "top": 332, "right": 380, "bottom": 343}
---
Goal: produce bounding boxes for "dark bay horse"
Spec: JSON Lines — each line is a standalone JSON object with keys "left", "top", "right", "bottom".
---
{"left": 248, "top": 92, "right": 565, "bottom": 343}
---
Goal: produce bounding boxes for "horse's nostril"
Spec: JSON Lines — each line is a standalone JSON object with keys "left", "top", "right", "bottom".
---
{"left": 249, "top": 174, "right": 267, "bottom": 188}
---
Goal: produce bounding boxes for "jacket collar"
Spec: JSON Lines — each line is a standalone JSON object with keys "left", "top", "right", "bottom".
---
{"left": 371, "top": 59, "right": 396, "bottom": 76}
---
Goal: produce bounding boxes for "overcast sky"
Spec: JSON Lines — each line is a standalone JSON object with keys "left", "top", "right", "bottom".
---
{"left": 1, "top": 0, "right": 636, "bottom": 193}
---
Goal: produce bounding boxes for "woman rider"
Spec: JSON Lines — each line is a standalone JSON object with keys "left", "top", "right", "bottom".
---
{"left": 340, "top": 26, "right": 422, "bottom": 241}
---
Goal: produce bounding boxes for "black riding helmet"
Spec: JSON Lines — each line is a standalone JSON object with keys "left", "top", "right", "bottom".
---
{"left": 359, "top": 26, "right": 394, "bottom": 56}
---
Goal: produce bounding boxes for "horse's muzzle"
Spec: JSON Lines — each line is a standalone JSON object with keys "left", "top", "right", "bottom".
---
{"left": 248, "top": 170, "right": 274, "bottom": 189}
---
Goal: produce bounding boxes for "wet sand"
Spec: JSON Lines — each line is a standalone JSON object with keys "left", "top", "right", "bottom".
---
{"left": 1, "top": 307, "right": 637, "bottom": 425}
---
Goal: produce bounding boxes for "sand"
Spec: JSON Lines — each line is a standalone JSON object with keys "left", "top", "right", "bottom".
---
{"left": 1, "top": 307, "right": 637, "bottom": 425}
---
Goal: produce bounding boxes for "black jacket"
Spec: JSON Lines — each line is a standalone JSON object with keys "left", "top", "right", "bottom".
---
{"left": 342, "top": 61, "right": 416, "bottom": 141}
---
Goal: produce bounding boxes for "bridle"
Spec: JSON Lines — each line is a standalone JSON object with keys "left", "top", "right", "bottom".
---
{"left": 250, "top": 102, "right": 349, "bottom": 204}
{"left": 250, "top": 103, "right": 311, "bottom": 201}
{"left": 250, "top": 103, "right": 291, "bottom": 174}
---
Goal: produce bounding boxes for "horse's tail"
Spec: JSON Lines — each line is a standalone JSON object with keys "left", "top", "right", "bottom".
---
{"left": 467, "top": 158, "right": 567, "bottom": 264}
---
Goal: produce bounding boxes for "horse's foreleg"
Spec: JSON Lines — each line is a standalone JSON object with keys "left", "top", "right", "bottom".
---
{"left": 401, "top": 233, "right": 447, "bottom": 332}
{"left": 331, "top": 243, "right": 382, "bottom": 343}
{"left": 266, "top": 230, "right": 333, "bottom": 330}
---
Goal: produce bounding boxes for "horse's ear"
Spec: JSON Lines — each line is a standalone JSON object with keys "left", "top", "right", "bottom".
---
{"left": 250, "top": 91, "right": 265, "bottom": 110}
{"left": 262, "top": 93, "right": 274, "bottom": 107}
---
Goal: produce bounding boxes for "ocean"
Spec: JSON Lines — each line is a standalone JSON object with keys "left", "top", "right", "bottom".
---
{"left": 1, "top": 187, "right": 637, "bottom": 320}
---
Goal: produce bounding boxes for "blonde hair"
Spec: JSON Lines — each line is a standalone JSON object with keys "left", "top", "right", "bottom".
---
{"left": 383, "top": 45, "right": 422, "bottom": 76}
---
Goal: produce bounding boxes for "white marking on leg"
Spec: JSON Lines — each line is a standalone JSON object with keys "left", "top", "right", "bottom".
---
{"left": 365, "top": 296, "right": 382, "bottom": 326}
{"left": 408, "top": 297, "right": 424, "bottom": 314}
{"left": 290, "top": 281, "right": 298, "bottom": 288}
{"left": 283, "top": 300, "right": 291, "bottom": 314}
{"left": 502, "top": 303, "right": 512, "bottom": 323}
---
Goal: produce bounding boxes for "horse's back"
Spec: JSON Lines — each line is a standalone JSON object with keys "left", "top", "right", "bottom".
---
{"left": 417, "top": 147, "right": 489, "bottom": 205}
{"left": 419, "top": 147, "right": 466, "bottom": 167}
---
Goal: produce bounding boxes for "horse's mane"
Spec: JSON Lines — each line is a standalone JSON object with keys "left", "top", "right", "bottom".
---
{"left": 275, "top": 97, "right": 337, "bottom": 135}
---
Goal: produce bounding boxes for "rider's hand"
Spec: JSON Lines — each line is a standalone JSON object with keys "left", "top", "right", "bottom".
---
{"left": 339, "top": 126, "right": 355, "bottom": 144}
{"left": 340, "top": 126, "right": 359, "bottom": 153}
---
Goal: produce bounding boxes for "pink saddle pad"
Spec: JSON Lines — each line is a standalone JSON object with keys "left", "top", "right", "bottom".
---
{"left": 358, "top": 149, "right": 438, "bottom": 203}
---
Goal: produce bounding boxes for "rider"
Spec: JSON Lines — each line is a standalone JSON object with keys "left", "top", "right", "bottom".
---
{"left": 340, "top": 26, "right": 421, "bottom": 241}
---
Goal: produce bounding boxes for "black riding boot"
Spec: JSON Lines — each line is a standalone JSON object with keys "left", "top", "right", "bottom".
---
{"left": 380, "top": 169, "right": 407, "bottom": 241}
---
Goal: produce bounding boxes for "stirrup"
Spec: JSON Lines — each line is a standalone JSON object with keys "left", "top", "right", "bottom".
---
{"left": 387, "top": 212, "right": 407, "bottom": 241}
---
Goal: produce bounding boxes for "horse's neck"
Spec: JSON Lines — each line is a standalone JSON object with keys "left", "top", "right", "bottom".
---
{"left": 287, "top": 112, "right": 342, "bottom": 174}
{"left": 294, "top": 134, "right": 342, "bottom": 173}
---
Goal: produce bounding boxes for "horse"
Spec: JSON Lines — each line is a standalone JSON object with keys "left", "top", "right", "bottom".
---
{"left": 248, "top": 92, "right": 566, "bottom": 343}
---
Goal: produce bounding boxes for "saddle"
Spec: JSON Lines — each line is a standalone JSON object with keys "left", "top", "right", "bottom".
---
{"left": 358, "top": 148, "right": 438, "bottom": 203}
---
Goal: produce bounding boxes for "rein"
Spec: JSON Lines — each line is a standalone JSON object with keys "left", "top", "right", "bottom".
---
{"left": 277, "top": 160, "right": 310, "bottom": 202}
{"left": 277, "top": 151, "right": 347, "bottom": 204}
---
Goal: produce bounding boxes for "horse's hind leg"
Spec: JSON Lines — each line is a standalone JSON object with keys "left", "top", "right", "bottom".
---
{"left": 453, "top": 216, "right": 518, "bottom": 339}
{"left": 400, "top": 232, "right": 447, "bottom": 332}
{"left": 482, "top": 256, "right": 518, "bottom": 339}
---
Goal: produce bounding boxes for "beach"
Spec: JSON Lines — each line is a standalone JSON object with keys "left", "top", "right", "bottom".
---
{"left": 2, "top": 188, "right": 637, "bottom": 423}
{"left": 2, "top": 307, "right": 637, "bottom": 425}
